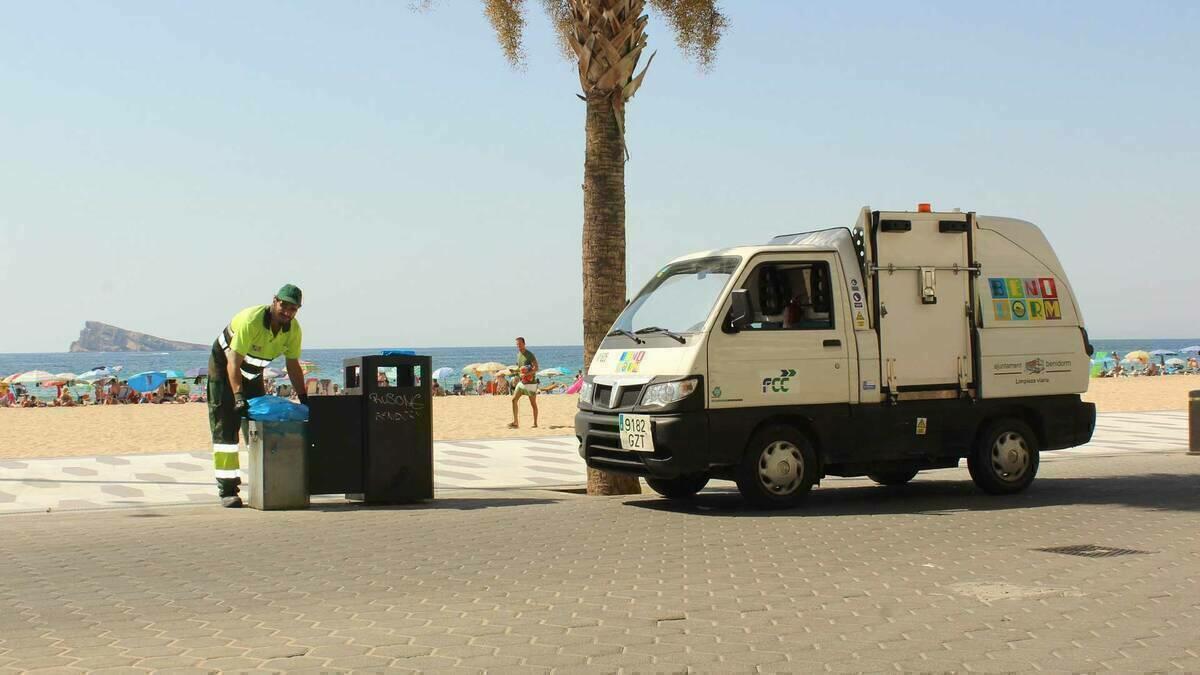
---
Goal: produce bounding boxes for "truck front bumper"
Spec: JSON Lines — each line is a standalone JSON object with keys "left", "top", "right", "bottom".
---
{"left": 575, "top": 409, "right": 709, "bottom": 479}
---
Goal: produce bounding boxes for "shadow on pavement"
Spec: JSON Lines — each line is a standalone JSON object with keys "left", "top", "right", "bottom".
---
{"left": 627, "top": 472, "right": 1200, "bottom": 517}
{"left": 306, "top": 496, "right": 562, "bottom": 513}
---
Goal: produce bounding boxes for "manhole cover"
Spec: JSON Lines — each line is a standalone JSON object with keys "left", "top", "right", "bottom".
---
{"left": 1034, "top": 544, "right": 1151, "bottom": 558}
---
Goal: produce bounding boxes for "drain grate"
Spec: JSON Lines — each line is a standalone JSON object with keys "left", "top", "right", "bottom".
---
{"left": 1034, "top": 544, "right": 1151, "bottom": 558}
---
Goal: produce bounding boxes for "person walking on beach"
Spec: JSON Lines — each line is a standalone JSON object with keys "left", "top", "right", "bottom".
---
{"left": 509, "top": 337, "right": 539, "bottom": 429}
{"left": 208, "top": 284, "right": 307, "bottom": 508}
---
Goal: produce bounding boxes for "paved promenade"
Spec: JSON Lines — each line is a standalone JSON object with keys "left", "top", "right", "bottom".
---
{"left": 2, "top": 448, "right": 1198, "bottom": 673}
{"left": 0, "top": 411, "right": 1189, "bottom": 514}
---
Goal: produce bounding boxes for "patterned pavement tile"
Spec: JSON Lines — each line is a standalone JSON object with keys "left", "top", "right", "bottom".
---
{"left": 0, "top": 411, "right": 1189, "bottom": 514}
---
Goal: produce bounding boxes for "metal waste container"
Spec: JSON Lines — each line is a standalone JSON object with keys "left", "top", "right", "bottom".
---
{"left": 243, "top": 420, "right": 310, "bottom": 510}
{"left": 307, "top": 354, "right": 434, "bottom": 503}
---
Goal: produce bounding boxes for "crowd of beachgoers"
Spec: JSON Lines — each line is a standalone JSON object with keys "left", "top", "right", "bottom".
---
{"left": 0, "top": 365, "right": 584, "bottom": 409}
{"left": 1092, "top": 349, "right": 1200, "bottom": 377}
{"left": 434, "top": 370, "right": 583, "bottom": 397}
{"left": 2, "top": 377, "right": 201, "bottom": 408}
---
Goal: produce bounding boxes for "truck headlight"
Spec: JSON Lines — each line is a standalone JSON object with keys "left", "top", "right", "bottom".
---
{"left": 578, "top": 380, "right": 594, "bottom": 406}
{"left": 641, "top": 378, "right": 699, "bottom": 408}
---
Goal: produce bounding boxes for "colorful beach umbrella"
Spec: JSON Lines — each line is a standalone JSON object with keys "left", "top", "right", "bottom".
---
{"left": 3, "top": 372, "right": 26, "bottom": 384}
{"left": 39, "top": 372, "right": 80, "bottom": 387}
{"left": 1122, "top": 350, "right": 1150, "bottom": 363}
{"left": 299, "top": 360, "right": 318, "bottom": 374}
{"left": 185, "top": 367, "right": 208, "bottom": 378}
{"left": 13, "top": 370, "right": 54, "bottom": 384}
{"left": 126, "top": 371, "right": 168, "bottom": 393}
{"left": 161, "top": 370, "right": 186, "bottom": 379}
{"left": 431, "top": 367, "right": 455, "bottom": 381}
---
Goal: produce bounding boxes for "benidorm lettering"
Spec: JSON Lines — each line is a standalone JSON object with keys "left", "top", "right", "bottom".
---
{"left": 988, "top": 277, "right": 1062, "bottom": 321}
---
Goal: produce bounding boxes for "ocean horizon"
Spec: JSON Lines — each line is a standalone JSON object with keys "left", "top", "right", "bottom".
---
{"left": 3, "top": 338, "right": 1198, "bottom": 384}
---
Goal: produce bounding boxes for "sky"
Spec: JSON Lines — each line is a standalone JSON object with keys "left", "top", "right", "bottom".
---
{"left": 1, "top": 1, "right": 1197, "bottom": 353}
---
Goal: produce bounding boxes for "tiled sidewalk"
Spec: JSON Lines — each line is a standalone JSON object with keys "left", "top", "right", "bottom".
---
{"left": 0, "top": 436, "right": 585, "bottom": 514}
{"left": 0, "top": 411, "right": 1187, "bottom": 514}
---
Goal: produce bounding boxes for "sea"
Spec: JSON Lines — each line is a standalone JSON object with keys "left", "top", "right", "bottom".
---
{"left": 0, "top": 345, "right": 586, "bottom": 396}
{"left": 1, "top": 339, "right": 1196, "bottom": 396}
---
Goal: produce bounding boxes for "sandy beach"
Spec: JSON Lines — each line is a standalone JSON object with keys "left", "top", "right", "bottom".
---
{"left": 1, "top": 375, "right": 1196, "bottom": 460}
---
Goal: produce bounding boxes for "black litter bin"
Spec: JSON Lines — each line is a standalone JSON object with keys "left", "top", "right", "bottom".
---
{"left": 307, "top": 354, "right": 433, "bottom": 503}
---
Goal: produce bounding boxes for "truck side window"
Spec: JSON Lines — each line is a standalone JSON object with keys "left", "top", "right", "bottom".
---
{"left": 742, "top": 262, "right": 834, "bottom": 331}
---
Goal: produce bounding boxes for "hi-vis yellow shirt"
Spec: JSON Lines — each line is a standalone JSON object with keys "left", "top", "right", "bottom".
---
{"left": 228, "top": 305, "right": 302, "bottom": 361}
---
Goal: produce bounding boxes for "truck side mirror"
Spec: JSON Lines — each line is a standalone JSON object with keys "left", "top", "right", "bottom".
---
{"left": 724, "top": 289, "right": 751, "bottom": 333}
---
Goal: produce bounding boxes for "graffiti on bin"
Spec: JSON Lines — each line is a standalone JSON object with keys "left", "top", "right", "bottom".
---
{"left": 369, "top": 392, "right": 425, "bottom": 422}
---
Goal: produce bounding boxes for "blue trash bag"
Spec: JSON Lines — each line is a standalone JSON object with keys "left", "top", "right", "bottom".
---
{"left": 247, "top": 395, "right": 309, "bottom": 422}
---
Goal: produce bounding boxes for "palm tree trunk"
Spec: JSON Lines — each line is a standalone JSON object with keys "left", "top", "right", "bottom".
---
{"left": 582, "top": 89, "right": 641, "bottom": 497}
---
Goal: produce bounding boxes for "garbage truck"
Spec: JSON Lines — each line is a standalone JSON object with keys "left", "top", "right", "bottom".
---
{"left": 575, "top": 205, "right": 1096, "bottom": 508}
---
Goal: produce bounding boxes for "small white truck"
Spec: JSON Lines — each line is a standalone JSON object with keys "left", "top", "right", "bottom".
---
{"left": 575, "top": 205, "right": 1096, "bottom": 508}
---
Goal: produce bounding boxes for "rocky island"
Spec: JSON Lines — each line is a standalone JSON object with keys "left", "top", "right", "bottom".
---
{"left": 69, "top": 321, "right": 208, "bottom": 353}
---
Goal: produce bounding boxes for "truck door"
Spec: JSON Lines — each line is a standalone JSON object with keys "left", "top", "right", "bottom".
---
{"left": 708, "top": 253, "right": 851, "bottom": 409}
{"left": 871, "top": 212, "right": 974, "bottom": 395}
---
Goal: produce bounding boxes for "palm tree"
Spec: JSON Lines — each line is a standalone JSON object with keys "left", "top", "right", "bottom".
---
{"left": 460, "top": 0, "right": 726, "bottom": 495}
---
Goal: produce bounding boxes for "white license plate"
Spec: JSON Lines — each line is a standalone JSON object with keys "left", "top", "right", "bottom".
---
{"left": 618, "top": 414, "right": 654, "bottom": 452}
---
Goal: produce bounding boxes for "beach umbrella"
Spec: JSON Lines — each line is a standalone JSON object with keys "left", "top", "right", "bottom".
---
{"left": 13, "top": 370, "right": 55, "bottom": 384}
{"left": 185, "top": 367, "right": 208, "bottom": 378}
{"left": 1, "top": 372, "right": 23, "bottom": 384}
{"left": 77, "top": 367, "right": 120, "bottom": 381}
{"left": 299, "top": 360, "right": 318, "bottom": 374}
{"left": 537, "top": 367, "right": 565, "bottom": 378}
{"left": 1148, "top": 349, "right": 1176, "bottom": 365}
{"left": 1165, "top": 357, "right": 1185, "bottom": 366}
{"left": 126, "top": 371, "right": 168, "bottom": 393}
{"left": 1122, "top": 350, "right": 1150, "bottom": 363}
{"left": 465, "top": 362, "right": 505, "bottom": 376}
{"left": 161, "top": 369, "right": 186, "bottom": 379}
{"left": 1179, "top": 346, "right": 1200, "bottom": 354}
{"left": 38, "top": 372, "right": 79, "bottom": 387}
{"left": 431, "top": 367, "right": 455, "bottom": 381}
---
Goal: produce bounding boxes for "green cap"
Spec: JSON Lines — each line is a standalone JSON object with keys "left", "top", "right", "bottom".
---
{"left": 276, "top": 284, "right": 303, "bottom": 306}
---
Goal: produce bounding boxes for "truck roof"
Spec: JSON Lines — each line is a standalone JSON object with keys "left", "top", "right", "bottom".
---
{"left": 668, "top": 210, "right": 1058, "bottom": 274}
{"left": 667, "top": 227, "right": 864, "bottom": 297}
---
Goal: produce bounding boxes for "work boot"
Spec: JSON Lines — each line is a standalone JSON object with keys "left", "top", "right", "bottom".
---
{"left": 221, "top": 495, "right": 243, "bottom": 508}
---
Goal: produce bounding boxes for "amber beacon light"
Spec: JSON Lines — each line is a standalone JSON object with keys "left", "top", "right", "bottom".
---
{"left": 917, "top": 203, "right": 932, "bottom": 212}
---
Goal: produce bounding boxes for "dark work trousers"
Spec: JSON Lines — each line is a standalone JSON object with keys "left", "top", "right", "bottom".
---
{"left": 207, "top": 341, "right": 265, "bottom": 497}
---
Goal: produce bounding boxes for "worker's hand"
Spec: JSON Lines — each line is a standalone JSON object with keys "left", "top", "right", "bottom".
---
{"left": 234, "top": 393, "right": 248, "bottom": 417}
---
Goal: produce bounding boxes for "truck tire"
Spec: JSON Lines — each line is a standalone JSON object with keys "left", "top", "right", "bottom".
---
{"left": 868, "top": 469, "right": 919, "bottom": 486}
{"left": 736, "top": 425, "right": 818, "bottom": 509}
{"left": 646, "top": 474, "right": 710, "bottom": 499}
{"left": 968, "top": 418, "right": 1040, "bottom": 495}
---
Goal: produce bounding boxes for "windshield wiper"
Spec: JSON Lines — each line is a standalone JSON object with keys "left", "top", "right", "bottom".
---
{"left": 606, "top": 328, "right": 645, "bottom": 344}
{"left": 635, "top": 326, "right": 687, "bottom": 344}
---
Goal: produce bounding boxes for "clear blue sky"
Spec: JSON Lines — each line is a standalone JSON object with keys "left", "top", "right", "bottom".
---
{"left": 2, "top": 1, "right": 1197, "bottom": 353}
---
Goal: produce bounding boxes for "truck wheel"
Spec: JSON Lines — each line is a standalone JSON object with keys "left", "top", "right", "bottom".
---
{"left": 868, "top": 469, "right": 919, "bottom": 486}
{"left": 736, "top": 425, "right": 818, "bottom": 509}
{"left": 968, "top": 418, "right": 1040, "bottom": 495}
{"left": 646, "top": 474, "right": 710, "bottom": 499}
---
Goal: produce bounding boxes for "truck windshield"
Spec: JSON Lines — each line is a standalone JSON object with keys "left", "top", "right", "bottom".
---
{"left": 611, "top": 256, "right": 741, "bottom": 337}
